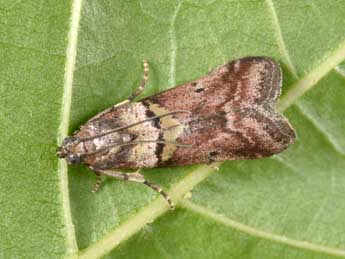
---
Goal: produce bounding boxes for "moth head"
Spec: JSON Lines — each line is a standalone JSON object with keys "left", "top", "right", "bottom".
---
{"left": 57, "top": 136, "right": 83, "bottom": 164}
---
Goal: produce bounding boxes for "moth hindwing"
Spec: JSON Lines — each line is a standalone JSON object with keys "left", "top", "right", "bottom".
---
{"left": 57, "top": 57, "right": 296, "bottom": 208}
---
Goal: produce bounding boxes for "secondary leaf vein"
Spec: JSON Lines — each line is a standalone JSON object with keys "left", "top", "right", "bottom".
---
{"left": 181, "top": 199, "right": 345, "bottom": 257}
{"left": 168, "top": 2, "right": 182, "bottom": 87}
{"left": 295, "top": 103, "right": 345, "bottom": 156}
{"left": 278, "top": 39, "right": 345, "bottom": 111}
{"left": 265, "top": 0, "right": 298, "bottom": 78}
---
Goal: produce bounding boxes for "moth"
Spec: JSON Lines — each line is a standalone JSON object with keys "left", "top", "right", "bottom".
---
{"left": 57, "top": 57, "right": 295, "bottom": 208}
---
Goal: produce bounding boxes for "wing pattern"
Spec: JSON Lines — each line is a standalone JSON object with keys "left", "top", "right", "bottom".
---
{"left": 146, "top": 57, "right": 295, "bottom": 166}
{"left": 79, "top": 57, "right": 295, "bottom": 169}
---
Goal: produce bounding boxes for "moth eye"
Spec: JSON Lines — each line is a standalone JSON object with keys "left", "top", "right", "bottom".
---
{"left": 68, "top": 154, "right": 82, "bottom": 164}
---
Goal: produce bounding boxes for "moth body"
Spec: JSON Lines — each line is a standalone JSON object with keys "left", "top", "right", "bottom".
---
{"left": 57, "top": 57, "right": 295, "bottom": 208}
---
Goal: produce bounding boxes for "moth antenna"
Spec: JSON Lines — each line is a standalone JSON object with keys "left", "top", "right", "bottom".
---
{"left": 128, "top": 59, "right": 149, "bottom": 102}
{"left": 84, "top": 140, "right": 194, "bottom": 156}
{"left": 97, "top": 169, "right": 175, "bottom": 209}
{"left": 161, "top": 124, "right": 181, "bottom": 131}
{"left": 127, "top": 140, "right": 194, "bottom": 148}
{"left": 79, "top": 110, "right": 192, "bottom": 142}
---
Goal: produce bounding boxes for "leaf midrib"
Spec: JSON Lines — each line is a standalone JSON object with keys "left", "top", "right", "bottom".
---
{"left": 58, "top": 0, "right": 83, "bottom": 255}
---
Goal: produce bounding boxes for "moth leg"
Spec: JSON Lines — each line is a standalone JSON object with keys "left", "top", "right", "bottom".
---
{"left": 85, "top": 60, "right": 149, "bottom": 123}
{"left": 128, "top": 59, "right": 149, "bottom": 102}
{"left": 91, "top": 173, "right": 105, "bottom": 193}
{"left": 97, "top": 169, "right": 175, "bottom": 209}
{"left": 143, "top": 180, "right": 175, "bottom": 209}
{"left": 206, "top": 152, "right": 220, "bottom": 171}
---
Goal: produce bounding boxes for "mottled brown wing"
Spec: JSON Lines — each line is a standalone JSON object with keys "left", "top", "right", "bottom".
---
{"left": 159, "top": 105, "right": 295, "bottom": 167}
{"left": 147, "top": 57, "right": 282, "bottom": 116}
{"left": 141, "top": 57, "right": 295, "bottom": 167}
{"left": 78, "top": 57, "right": 294, "bottom": 170}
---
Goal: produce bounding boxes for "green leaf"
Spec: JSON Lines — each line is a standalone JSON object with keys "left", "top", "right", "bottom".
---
{"left": 1, "top": 0, "right": 345, "bottom": 258}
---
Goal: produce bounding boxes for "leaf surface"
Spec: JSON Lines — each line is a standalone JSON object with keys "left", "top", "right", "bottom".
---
{"left": 1, "top": 0, "right": 345, "bottom": 258}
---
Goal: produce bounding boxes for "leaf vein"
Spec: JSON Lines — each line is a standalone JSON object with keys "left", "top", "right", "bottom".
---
{"left": 168, "top": 2, "right": 182, "bottom": 87}
{"left": 277, "top": 39, "right": 345, "bottom": 112}
{"left": 295, "top": 103, "right": 345, "bottom": 156}
{"left": 272, "top": 156, "right": 302, "bottom": 176}
{"left": 181, "top": 199, "right": 345, "bottom": 257}
{"left": 265, "top": 0, "right": 298, "bottom": 78}
{"left": 58, "top": 0, "right": 84, "bottom": 255}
